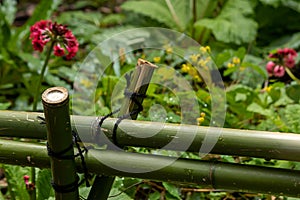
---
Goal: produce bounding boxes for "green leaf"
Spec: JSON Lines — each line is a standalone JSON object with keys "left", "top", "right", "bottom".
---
{"left": 286, "top": 84, "right": 300, "bottom": 102}
{"left": 284, "top": 104, "right": 300, "bottom": 133}
{"left": 4, "top": 165, "right": 30, "bottom": 200}
{"left": 37, "top": 169, "right": 54, "bottom": 200}
{"left": 121, "top": 0, "right": 188, "bottom": 31}
{"left": 268, "top": 87, "right": 281, "bottom": 102}
{"left": 0, "top": 17, "right": 11, "bottom": 47}
{"left": 223, "top": 67, "right": 238, "bottom": 76}
{"left": 163, "top": 182, "right": 181, "bottom": 199}
{"left": 149, "top": 191, "right": 161, "bottom": 200}
{"left": 259, "top": 0, "right": 300, "bottom": 12}
{"left": 247, "top": 102, "right": 272, "bottom": 116}
{"left": 44, "top": 73, "right": 71, "bottom": 89}
{"left": 0, "top": 0, "right": 17, "bottom": 25}
{"left": 0, "top": 102, "right": 11, "bottom": 110}
{"left": 259, "top": 0, "right": 281, "bottom": 7}
{"left": 195, "top": 0, "right": 258, "bottom": 44}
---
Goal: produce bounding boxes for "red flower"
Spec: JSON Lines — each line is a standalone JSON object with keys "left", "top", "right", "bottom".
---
{"left": 266, "top": 48, "right": 298, "bottom": 77}
{"left": 54, "top": 44, "right": 65, "bottom": 56}
{"left": 266, "top": 61, "right": 275, "bottom": 74}
{"left": 30, "top": 20, "right": 78, "bottom": 59}
{"left": 284, "top": 54, "right": 296, "bottom": 68}
{"left": 273, "top": 65, "right": 285, "bottom": 77}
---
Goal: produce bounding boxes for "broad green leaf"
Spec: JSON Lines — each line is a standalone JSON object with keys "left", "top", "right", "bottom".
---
{"left": 268, "top": 87, "right": 281, "bottom": 102}
{"left": 242, "top": 62, "right": 268, "bottom": 79}
{"left": 162, "top": 182, "right": 181, "bottom": 200}
{"left": 121, "top": 1, "right": 184, "bottom": 30}
{"left": 108, "top": 187, "right": 132, "bottom": 200}
{"left": 260, "top": 0, "right": 300, "bottom": 12}
{"left": 0, "top": 191, "right": 4, "bottom": 200}
{"left": 57, "top": 67, "right": 77, "bottom": 82}
{"left": 247, "top": 102, "right": 272, "bottom": 116}
{"left": 259, "top": 0, "right": 281, "bottom": 7}
{"left": 37, "top": 169, "right": 54, "bottom": 200}
{"left": 196, "top": 0, "right": 219, "bottom": 19}
{"left": 223, "top": 66, "right": 238, "bottom": 76}
{"left": 286, "top": 84, "right": 300, "bottom": 102}
{"left": 284, "top": 104, "right": 300, "bottom": 133}
{"left": 3, "top": 165, "right": 30, "bottom": 200}
{"left": 44, "top": 73, "right": 71, "bottom": 89}
{"left": 149, "top": 191, "right": 161, "bottom": 200}
{"left": 0, "top": 102, "right": 11, "bottom": 110}
{"left": 195, "top": 0, "right": 258, "bottom": 44}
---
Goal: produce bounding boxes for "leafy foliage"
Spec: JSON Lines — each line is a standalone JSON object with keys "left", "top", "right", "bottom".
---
{"left": 195, "top": 0, "right": 258, "bottom": 44}
{"left": 0, "top": 0, "right": 300, "bottom": 199}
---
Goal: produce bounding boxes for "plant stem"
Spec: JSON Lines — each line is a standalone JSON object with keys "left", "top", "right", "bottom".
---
{"left": 31, "top": 40, "right": 55, "bottom": 200}
{"left": 32, "top": 41, "right": 55, "bottom": 111}
{"left": 285, "top": 67, "right": 300, "bottom": 84}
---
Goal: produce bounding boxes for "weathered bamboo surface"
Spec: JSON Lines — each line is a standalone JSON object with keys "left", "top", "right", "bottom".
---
{"left": 0, "top": 110, "right": 300, "bottom": 161}
{"left": 0, "top": 139, "right": 299, "bottom": 197}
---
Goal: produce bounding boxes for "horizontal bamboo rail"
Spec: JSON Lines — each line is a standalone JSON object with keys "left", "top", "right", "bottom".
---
{"left": 0, "top": 139, "right": 299, "bottom": 197}
{"left": 0, "top": 110, "right": 300, "bottom": 162}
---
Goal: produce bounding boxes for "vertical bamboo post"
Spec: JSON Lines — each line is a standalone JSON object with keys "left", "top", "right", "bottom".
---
{"left": 88, "top": 59, "right": 157, "bottom": 200}
{"left": 42, "top": 87, "right": 79, "bottom": 200}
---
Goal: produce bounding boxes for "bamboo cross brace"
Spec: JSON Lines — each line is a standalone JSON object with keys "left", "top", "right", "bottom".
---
{"left": 88, "top": 59, "right": 157, "bottom": 200}
{"left": 0, "top": 139, "right": 299, "bottom": 197}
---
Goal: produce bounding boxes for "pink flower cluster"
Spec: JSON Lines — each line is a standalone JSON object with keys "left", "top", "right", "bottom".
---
{"left": 23, "top": 175, "right": 35, "bottom": 190}
{"left": 266, "top": 48, "right": 297, "bottom": 77}
{"left": 30, "top": 20, "right": 78, "bottom": 59}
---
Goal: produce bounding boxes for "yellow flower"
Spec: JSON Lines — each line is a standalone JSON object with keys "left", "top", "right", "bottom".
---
{"left": 264, "top": 86, "right": 272, "bottom": 92}
{"left": 190, "top": 54, "right": 199, "bottom": 63}
{"left": 197, "top": 117, "right": 205, "bottom": 125}
{"left": 194, "top": 75, "right": 202, "bottom": 82}
{"left": 165, "top": 47, "right": 173, "bottom": 54}
{"left": 181, "top": 63, "right": 191, "bottom": 73}
{"left": 197, "top": 59, "right": 208, "bottom": 67}
{"left": 227, "top": 63, "right": 235, "bottom": 68}
{"left": 199, "top": 46, "right": 211, "bottom": 54}
{"left": 153, "top": 56, "right": 161, "bottom": 63}
{"left": 232, "top": 57, "right": 241, "bottom": 65}
{"left": 200, "top": 112, "right": 206, "bottom": 117}
{"left": 188, "top": 68, "right": 198, "bottom": 77}
{"left": 205, "top": 46, "right": 211, "bottom": 53}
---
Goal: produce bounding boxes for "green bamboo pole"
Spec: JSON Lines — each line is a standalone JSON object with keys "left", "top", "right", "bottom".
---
{"left": 88, "top": 58, "right": 158, "bottom": 200}
{"left": 0, "top": 139, "right": 299, "bottom": 197}
{"left": 1, "top": 110, "right": 300, "bottom": 162}
{"left": 42, "top": 87, "right": 79, "bottom": 200}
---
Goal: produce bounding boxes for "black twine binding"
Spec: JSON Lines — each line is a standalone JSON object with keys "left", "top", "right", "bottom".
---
{"left": 96, "top": 88, "right": 146, "bottom": 147}
{"left": 72, "top": 130, "right": 91, "bottom": 187}
{"left": 46, "top": 130, "right": 91, "bottom": 190}
{"left": 112, "top": 89, "right": 146, "bottom": 146}
{"left": 47, "top": 142, "right": 74, "bottom": 160}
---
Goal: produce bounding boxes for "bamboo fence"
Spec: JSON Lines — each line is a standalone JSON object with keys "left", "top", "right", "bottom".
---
{"left": 0, "top": 139, "right": 299, "bottom": 197}
{"left": 1, "top": 57, "right": 300, "bottom": 198}
{"left": 1, "top": 110, "right": 300, "bottom": 162}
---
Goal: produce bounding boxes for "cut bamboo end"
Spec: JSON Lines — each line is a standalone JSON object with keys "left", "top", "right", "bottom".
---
{"left": 42, "top": 87, "right": 69, "bottom": 106}
{"left": 137, "top": 58, "right": 158, "bottom": 69}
